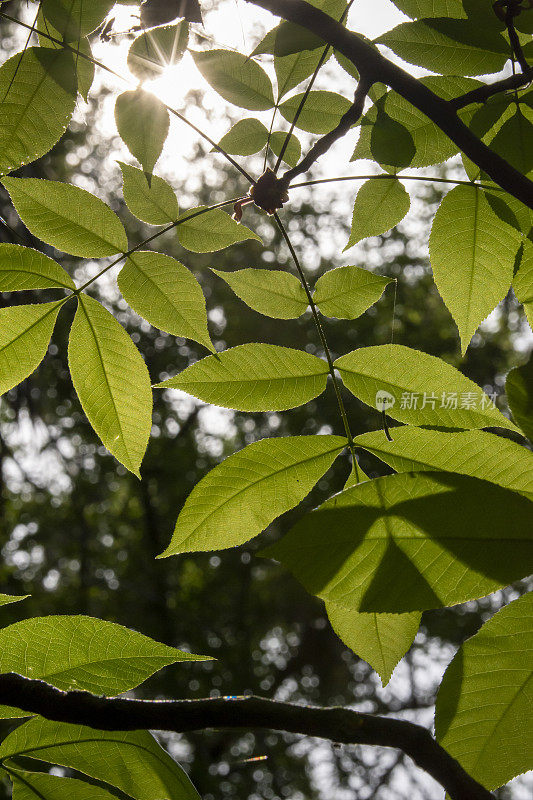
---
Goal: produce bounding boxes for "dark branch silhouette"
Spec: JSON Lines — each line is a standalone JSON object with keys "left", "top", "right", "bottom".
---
{"left": 0, "top": 673, "right": 495, "bottom": 800}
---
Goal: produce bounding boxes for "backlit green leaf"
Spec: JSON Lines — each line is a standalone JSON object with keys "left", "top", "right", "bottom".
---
{"left": 279, "top": 90, "right": 351, "bottom": 134}
{"left": 0, "top": 594, "right": 28, "bottom": 606}
{"left": 486, "top": 108, "right": 533, "bottom": 178}
{"left": 192, "top": 49, "right": 274, "bottom": 110}
{"left": 37, "top": 12, "right": 94, "bottom": 101}
{"left": 377, "top": 20, "right": 508, "bottom": 75}
{"left": 160, "top": 435, "right": 347, "bottom": 556}
{"left": 429, "top": 186, "right": 520, "bottom": 354}
{"left": 216, "top": 118, "right": 269, "bottom": 156}
{"left": 11, "top": 771, "right": 117, "bottom": 800}
{"left": 212, "top": 268, "right": 308, "bottom": 319}
{"left": 314, "top": 265, "right": 392, "bottom": 318}
{"left": 118, "top": 251, "right": 214, "bottom": 352}
{"left": 0, "top": 718, "right": 200, "bottom": 800}
{"left": 42, "top": 0, "right": 114, "bottom": 40}
{"left": 506, "top": 352, "right": 533, "bottom": 442}
{"left": 390, "top": 0, "right": 467, "bottom": 19}
{"left": 435, "top": 592, "right": 533, "bottom": 790}
{"left": 0, "top": 47, "right": 77, "bottom": 175}
{"left": 156, "top": 343, "right": 329, "bottom": 411}
{"left": 68, "top": 295, "right": 152, "bottom": 476}
{"left": 0, "top": 302, "right": 62, "bottom": 396}
{"left": 128, "top": 23, "right": 189, "bottom": 81}
{"left": 335, "top": 344, "right": 517, "bottom": 431}
{"left": 344, "top": 180, "right": 410, "bottom": 250}
{"left": 327, "top": 602, "right": 421, "bottom": 685}
{"left": 115, "top": 89, "right": 169, "bottom": 179}
{"left": 0, "top": 244, "right": 75, "bottom": 291}
{"left": 177, "top": 206, "right": 261, "bottom": 252}
{"left": 269, "top": 131, "right": 302, "bottom": 167}
{"left": 263, "top": 471, "right": 533, "bottom": 612}
{"left": 354, "top": 427, "right": 533, "bottom": 499}
{"left": 119, "top": 162, "right": 178, "bottom": 226}
{"left": 514, "top": 238, "right": 533, "bottom": 329}
{"left": 2, "top": 178, "right": 128, "bottom": 258}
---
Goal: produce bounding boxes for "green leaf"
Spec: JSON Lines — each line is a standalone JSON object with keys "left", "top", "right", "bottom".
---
{"left": 118, "top": 251, "right": 214, "bottom": 352}
{"left": 435, "top": 592, "right": 533, "bottom": 790}
{"left": 0, "top": 47, "right": 77, "bottom": 175}
{"left": 68, "top": 295, "right": 152, "bottom": 477}
{"left": 314, "top": 265, "right": 392, "bottom": 318}
{"left": 354, "top": 427, "right": 533, "bottom": 500}
{"left": 0, "top": 244, "right": 75, "bottom": 291}
{"left": 326, "top": 602, "right": 421, "bottom": 685}
{"left": 514, "top": 238, "right": 533, "bottom": 329}
{"left": 119, "top": 161, "right": 178, "bottom": 226}
{"left": 262, "top": 471, "right": 533, "bottom": 613}
{"left": 279, "top": 91, "right": 352, "bottom": 134}
{"left": 0, "top": 615, "right": 209, "bottom": 698}
{"left": 42, "top": 0, "right": 114, "bottom": 40}
{"left": 10, "top": 771, "right": 117, "bottom": 800}
{"left": 0, "top": 718, "right": 200, "bottom": 800}
{"left": 506, "top": 353, "right": 533, "bottom": 442}
{"left": 156, "top": 343, "right": 329, "bottom": 411}
{"left": 37, "top": 12, "right": 94, "bottom": 102}
{"left": 335, "top": 344, "right": 518, "bottom": 431}
{"left": 160, "top": 435, "right": 347, "bottom": 556}
{"left": 0, "top": 594, "right": 28, "bottom": 607}
{"left": 269, "top": 131, "right": 302, "bottom": 167}
{"left": 485, "top": 108, "right": 533, "bottom": 178}
{"left": 429, "top": 186, "right": 520, "bottom": 354}
{"left": 376, "top": 20, "right": 508, "bottom": 76}
{"left": 344, "top": 180, "right": 410, "bottom": 250}
{"left": 192, "top": 49, "right": 274, "bottom": 110}
{"left": 115, "top": 89, "right": 169, "bottom": 179}
{"left": 0, "top": 302, "right": 62, "bottom": 396}
{"left": 390, "top": 0, "right": 467, "bottom": 19}
{"left": 176, "top": 206, "right": 261, "bottom": 252}
{"left": 351, "top": 107, "right": 415, "bottom": 170}
{"left": 2, "top": 178, "right": 128, "bottom": 258}
{"left": 212, "top": 268, "right": 308, "bottom": 319}
{"left": 216, "top": 118, "right": 269, "bottom": 156}
{"left": 127, "top": 22, "right": 189, "bottom": 81}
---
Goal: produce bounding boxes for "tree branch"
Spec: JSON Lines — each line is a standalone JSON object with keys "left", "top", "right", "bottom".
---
{"left": 450, "top": 66, "right": 533, "bottom": 109}
{"left": 0, "top": 673, "right": 495, "bottom": 800}
{"left": 246, "top": 0, "right": 533, "bottom": 209}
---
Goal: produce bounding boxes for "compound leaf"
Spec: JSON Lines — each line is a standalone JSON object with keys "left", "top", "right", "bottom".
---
{"left": 212, "top": 268, "right": 308, "bottom": 319}
{"left": 435, "top": 591, "right": 533, "bottom": 790}
{"left": 68, "top": 295, "right": 152, "bottom": 477}
{"left": 2, "top": 178, "right": 128, "bottom": 258}
{"left": 118, "top": 251, "right": 213, "bottom": 352}
{"left": 263, "top": 471, "right": 533, "bottom": 612}
{"left": 160, "top": 435, "right": 347, "bottom": 556}
{"left": 156, "top": 343, "right": 329, "bottom": 411}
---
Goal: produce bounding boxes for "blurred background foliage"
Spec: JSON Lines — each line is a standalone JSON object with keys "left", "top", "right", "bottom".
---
{"left": 0, "top": 6, "right": 530, "bottom": 799}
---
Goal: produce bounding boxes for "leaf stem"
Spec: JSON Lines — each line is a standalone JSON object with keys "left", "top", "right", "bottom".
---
{"left": 274, "top": 212, "right": 360, "bottom": 482}
{"left": 290, "top": 174, "right": 506, "bottom": 191}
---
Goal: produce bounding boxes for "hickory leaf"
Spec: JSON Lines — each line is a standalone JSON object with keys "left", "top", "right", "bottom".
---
{"left": 314, "top": 265, "right": 392, "bottom": 318}
{"left": 429, "top": 185, "right": 520, "bottom": 354}
{"left": 156, "top": 343, "right": 329, "bottom": 411}
{"left": 279, "top": 91, "right": 352, "bottom": 134}
{"left": 212, "top": 268, "right": 308, "bottom": 319}
{"left": 127, "top": 23, "right": 189, "bottom": 81}
{"left": 0, "top": 594, "right": 28, "bottom": 606}
{"left": 36, "top": 13, "right": 94, "bottom": 101}
{"left": 0, "top": 302, "right": 62, "bottom": 396}
{"left": 335, "top": 344, "right": 518, "bottom": 431}
{"left": 506, "top": 353, "right": 533, "bottom": 442}
{"left": 435, "top": 591, "right": 533, "bottom": 790}
{"left": 0, "top": 718, "right": 200, "bottom": 800}
{"left": 354, "top": 427, "right": 533, "bottom": 500}
{"left": 514, "top": 238, "right": 533, "bottom": 330}
{"left": 192, "top": 49, "right": 274, "bottom": 110}
{"left": 0, "top": 244, "right": 75, "bottom": 291}
{"left": 344, "top": 179, "right": 410, "bottom": 249}
{"left": 176, "top": 206, "right": 261, "bottom": 252}
{"left": 326, "top": 602, "right": 421, "bottom": 685}
{"left": 42, "top": 0, "right": 114, "bottom": 40}
{"left": 216, "top": 119, "right": 269, "bottom": 156}
{"left": 2, "top": 178, "right": 128, "bottom": 258}
{"left": 68, "top": 295, "right": 152, "bottom": 477}
{"left": 10, "top": 771, "right": 117, "bottom": 800}
{"left": 119, "top": 162, "right": 178, "bottom": 226}
{"left": 115, "top": 89, "right": 170, "bottom": 179}
{"left": 160, "top": 435, "right": 347, "bottom": 556}
{"left": 118, "top": 251, "right": 214, "bottom": 352}
{"left": 269, "top": 131, "right": 302, "bottom": 167}
{"left": 262, "top": 472, "right": 533, "bottom": 613}
{"left": 0, "top": 47, "right": 76, "bottom": 176}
